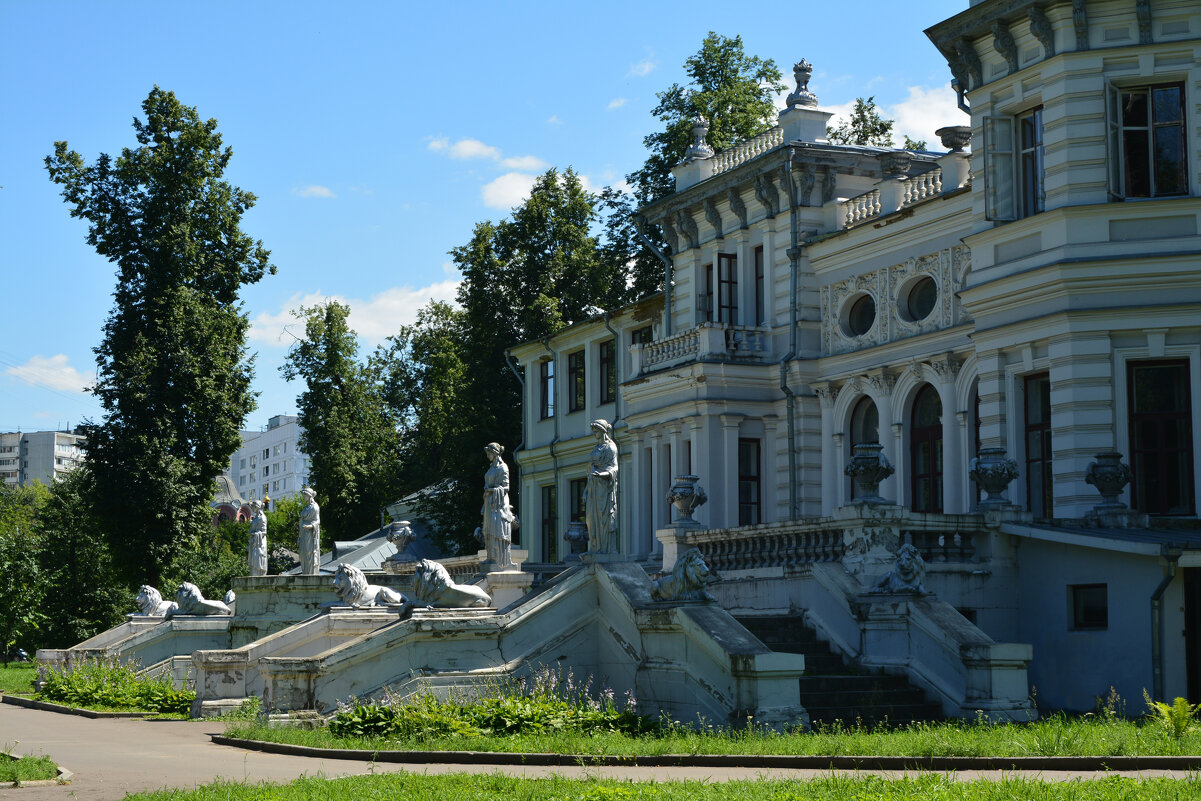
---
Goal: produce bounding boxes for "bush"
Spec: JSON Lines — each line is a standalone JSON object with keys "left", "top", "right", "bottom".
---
{"left": 39, "top": 656, "right": 195, "bottom": 714}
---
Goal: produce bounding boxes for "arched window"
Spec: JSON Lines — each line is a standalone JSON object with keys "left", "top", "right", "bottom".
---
{"left": 911, "top": 384, "right": 943, "bottom": 512}
{"left": 849, "top": 397, "right": 880, "bottom": 501}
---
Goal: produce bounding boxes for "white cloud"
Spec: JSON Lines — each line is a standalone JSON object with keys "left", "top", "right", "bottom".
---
{"left": 886, "top": 85, "right": 965, "bottom": 148}
{"left": 6, "top": 354, "right": 90, "bottom": 393}
{"left": 293, "top": 185, "right": 336, "bottom": 199}
{"left": 482, "top": 172, "right": 538, "bottom": 210}
{"left": 500, "top": 155, "right": 549, "bottom": 171}
{"left": 628, "top": 58, "right": 655, "bottom": 77}
{"left": 427, "top": 136, "right": 449, "bottom": 151}
{"left": 249, "top": 280, "right": 463, "bottom": 348}
{"left": 447, "top": 138, "right": 502, "bottom": 161}
{"left": 607, "top": 97, "right": 627, "bottom": 110}
{"left": 546, "top": 114, "right": 563, "bottom": 125}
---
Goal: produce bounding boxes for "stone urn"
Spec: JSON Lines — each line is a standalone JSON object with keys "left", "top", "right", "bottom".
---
{"left": 969, "top": 447, "right": 1019, "bottom": 510}
{"left": 879, "top": 152, "right": 913, "bottom": 178}
{"left": 845, "top": 443, "right": 895, "bottom": 504}
{"left": 935, "top": 125, "right": 972, "bottom": 152}
{"left": 564, "top": 520, "right": 588, "bottom": 555}
{"left": 1086, "top": 452, "right": 1132, "bottom": 510}
{"left": 667, "top": 475, "right": 708, "bottom": 526}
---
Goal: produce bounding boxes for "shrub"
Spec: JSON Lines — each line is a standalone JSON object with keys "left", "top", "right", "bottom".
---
{"left": 1143, "top": 690, "right": 1201, "bottom": 742}
{"left": 39, "top": 656, "right": 195, "bottom": 714}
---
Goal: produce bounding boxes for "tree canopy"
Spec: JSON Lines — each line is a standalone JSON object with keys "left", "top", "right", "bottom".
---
{"left": 45, "top": 87, "right": 274, "bottom": 585}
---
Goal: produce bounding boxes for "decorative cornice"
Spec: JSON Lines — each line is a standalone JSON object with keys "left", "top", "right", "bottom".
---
{"left": 755, "top": 172, "right": 779, "bottom": 218}
{"left": 704, "top": 197, "right": 723, "bottom": 240}
{"left": 1072, "top": 0, "right": 1089, "bottom": 51}
{"left": 1028, "top": 6, "right": 1055, "bottom": 57}
{"left": 727, "top": 188, "right": 748, "bottom": 230}
{"left": 991, "top": 20, "right": 1019, "bottom": 74}
{"left": 1136, "top": 0, "right": 1152, "bottom": 45}
{"left": 673, "top": 209, "right": 699, "bottom": 251}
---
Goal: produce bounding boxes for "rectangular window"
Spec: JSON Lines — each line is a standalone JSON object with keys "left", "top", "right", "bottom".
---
{"left": 567, "top": 350, "right": 586, "bottom": 413}
{"left": 263, "top": 465, "right": 270, "bottom": 477}
{"left": 754, "top": 245, "right": 765, "bottom": 325}
{"left": 540, "top": 484, "right": 558, "bottom": 563}
{"left": 249, "top": 471, "right": 256, "bottom": 483}
{"left": 240, "top": 458, "right": 246, "bottom": 470}
{"left": 263, "top": 448, "right": 270, "bottom": 460}
{"left": 274, "top": 444, "right": 281, "bottom": 456}
{"left": 599, "top": 339, "right": 616, "bottom": 405}
{"left": 539, "top": 359, "right": 555, "bottom": 419}
{"left": 700, "top": 264, "right": 715, "bottom": 322}
{"left": 239, "top": 475, "right": 246, "bottom": 486}
{"left": 984, "top": 108, "right": 1044, "bottom": 220}
{"left": 569, "top": 477, "right": 587, "bottom": 524}
{"left": 273, "top": 480, "right": 279, "bottom": 492}
{"left": 1128, "top": 360, "right": 1195, "bottom": 515}
{"left": 1108, "top": 82, "right": 1187, "bottom": 199}
{"left": 738, "top": 438, "right": 761, "bottom": 525}
{"left": 717, "top": 253, "right": 738, "bottom": 324}
{"left": 1024, "top": 374, "right": 1053, "bottom": 518}
{"left": 631, "top": 326, "right": 653, "bottom": 346}
{"left": 1070, "top": 584, "right": 1108, "bottom": 630}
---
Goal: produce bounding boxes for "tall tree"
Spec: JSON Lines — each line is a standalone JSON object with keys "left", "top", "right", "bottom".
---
{"left": 282, "top": 302, "right": 399, "bottom": 542}
{"left": 0, "top": 483, "right": 50, "bottom": 657}
{"left": 45, "top": 88, "right": 274, "bottom": 585}
{"left": 827, "top": 96, "right": 896, "bottom": 146}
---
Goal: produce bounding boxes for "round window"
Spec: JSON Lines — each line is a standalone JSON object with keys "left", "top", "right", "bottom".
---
{"left": 845, "top": 294, "right": 876, "bottom": 337}
{"left": 904, "top": 276, "right": 938, "bottom": 321}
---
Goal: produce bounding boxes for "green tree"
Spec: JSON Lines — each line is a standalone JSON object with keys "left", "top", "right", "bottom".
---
{"left": 45, "top": 88, "right": 274, "bottom": 585}
{"left": 827, "top": 96, "right": 895, "bottom": 146}
{"left": 904, "top": 135, "right": 929, "bottom": 151}
{"left": 35, "top": 468, "right": 127, "bottom": 648}
{"left": 0, "top": 483, "right": 51, "bottom": 657}
{"left": 282, "top": 302, "right": 399, "bottom": 543}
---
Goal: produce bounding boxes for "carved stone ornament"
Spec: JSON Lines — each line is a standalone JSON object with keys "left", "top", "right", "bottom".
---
{"left": 844, "top": 443, "right": 895, "bottom": 505}
{"left": 651, "top": 547, "right": 715, "bottom": 602}
{"left": 956, "top": 39, "right": 983, "bottom": 88}
{"left": 564, "top": 520, "right": 588, "bottom": 554}
{"left": 930, "top": 355, "right": 961, "bottom": 381}
{"left": 1136, "top": 0, "right": 1152, "bottom": 44}
{"left": 667, "top": 474, "right": 708, "bottom": 525}
{"left": 991, "top": 20, "right": 1019, "bottom": 74}
{"left": 727, "top": 188, "right": 748, "bottom": 229}
{"left": 673, "top": 209, "right": 699, "bottom": 250}
{"left": 411, "top": 559, "right": 491, "bottom": 608}
{"left": 1028, "top": 6, "right": 1055, "bottom": 57}
{"left": 865, "top": 370, "right": 897, "bottom": 396}
{"left": 798, "top": 167, "right": 816, "bottom": 207}
{"left": 786, "top": 58, "right": 818, "bottom": 108}
{"left": 936, "top": 126, "right": 972, "bottom": 153}
{"left": 969, "top": 447, "right": 1019, "bottom": 510}
{"left": 660, "top": 217, "right": 679, "bottom": 253}
{"left": 870, "top": 543, "right": 927, "bottom": 594}
{"left": 683, "top": 115, "right": 715, "bottom": 161}
{"left": 754, "top": 172, "right": 779, "bottom": 218}
{"left": 135, "top": 585, "right": 178, "bottom": 616}
{"left": 387, "top": 520, "right": 415, "bottom": 555}
{"left": 166, "top": 582, "right": 234, "bottom": 618}
{"left": 586, "top": 419, "right": 620, "bottom": 553}
{"left": 1085, "top": 451, "right": 1132, "bottom": 510}
{"left": 333, "top": 564, "right": 408, "bottom": 609}
{"left": 812, "top": 383, "right": 838, "bottom": 408}
{"left": 1072, "top": 0, "right": 1089, "bottom": 50}
{"left": 878, "top": 152, "right": 913, "bottom": 179}
{"left": 299, "top": 486, "right": 321, "bottom": 575}
{"left": 704, "top": 197, "right": 723, "bottom": 240}
{"left": 822, "top": 166, "right": 838, "bottom": 203}
{"left": 248, "top": 499, "right": 268, "bottom": 577}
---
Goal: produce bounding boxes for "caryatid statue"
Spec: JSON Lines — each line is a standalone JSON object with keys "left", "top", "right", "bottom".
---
{"left": 248, "top": 498, "right": 268, "bottom": 576}
{"left": 299, "top": 486, "right": 321, "bottom": 575}
{"left": 585, "top": 419, "right": 619, "bottom": 553}
{"left": 481, "top": 442, "right": 515, "bottom": 569}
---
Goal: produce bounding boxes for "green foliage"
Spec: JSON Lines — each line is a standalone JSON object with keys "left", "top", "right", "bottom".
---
{"left": 45, "top": 87, "right": 275, "bottom": 587}
{"left": 827, "top": 97, "right": 895, "bottom": 146}
{"left": 282, "top": 302, "right": 400, "bottom": 543}
{"left": 1143, "top": 690, "right": 1201, "bottom": 742}
{"left": 0, "top": 753, "right": 59, "bottom": 783}
{"left": 903, "top": 135, "right": 928, "bottom": 151}
{"left": 39, "top": 656, "right": 194, "bottom": 714}
{"left": 161, "top": 537, "right": 244, "bottom": 602}
{"left": 0, "top": 484, "right": 49, "bottom": 657}
{"left": 0, "top": 663, "right": 37, "bottom": 695}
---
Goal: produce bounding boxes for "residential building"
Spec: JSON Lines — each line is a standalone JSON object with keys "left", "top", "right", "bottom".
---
{"left": 513, "top": 0, "right": 1201, "bottom": 712}
{"left": 227, "top": 415, "right": 310, "bottom": 510}
{"left": 0, "top": 429, "right": 86, "bottom": 487}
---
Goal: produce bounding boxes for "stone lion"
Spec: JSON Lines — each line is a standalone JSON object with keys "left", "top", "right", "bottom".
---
{"left": 651, "top": 547, "right": 715, "bottom": 602}
{"left": 135, "top": 585, "right": 178, "bottom": 616}
{"left": 332, "top": 564, "right": 409, "bottom": 608}
{"left": 411, "top": 559, "right": 491, "bottom": 608}
{"left": 165, "top": 582, "right": 235, "bottom": 618}
{"left": 871, "top": 543, "right": 927, "bottom": 594}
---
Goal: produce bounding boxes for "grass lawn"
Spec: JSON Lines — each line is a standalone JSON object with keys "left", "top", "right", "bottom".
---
{"left": 225, "top": 714, "right": 1201, "bottom": 757}
{"left": 0, "top": 754, "right": 59, "bottom": 783}
{"left": 120, "top": 772, "right": 1201, "bottom": 801}
{"left": 0, "top": 663, "right": 37, "bottom": 695}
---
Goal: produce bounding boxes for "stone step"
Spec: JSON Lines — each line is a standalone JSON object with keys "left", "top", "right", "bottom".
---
{"left": 797, "top": 674, "right": 914, "bottom": 693}
{"left": 799, "top": 686, "right": 931, "bottom": 707}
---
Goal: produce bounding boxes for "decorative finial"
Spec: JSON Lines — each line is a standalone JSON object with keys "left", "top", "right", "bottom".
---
{"left": 786, "top": 59, "right": 818, "bottom": 108}
{"left": 682, "top": 115, "right": 715, "bottom": 161}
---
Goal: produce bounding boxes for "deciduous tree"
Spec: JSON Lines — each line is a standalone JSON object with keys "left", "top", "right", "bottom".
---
{"left": 827, "top": 96, "right": 896, "bottom": 146}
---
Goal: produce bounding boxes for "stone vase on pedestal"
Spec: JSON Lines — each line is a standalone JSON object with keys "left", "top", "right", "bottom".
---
{"left": 1085, "top": 452, "right": 1132, "bottom": 510}
{"left": 666, "top": 475, "right": 708, "bottom": 526}
{"left": 969, "top": 448, "right": 1019, "bottom": 510}
{"left": 844, "top": 443, "right": 894, "bottom": 505}
{"left": 564, "top": 520, "right": 588, "bottom": 560}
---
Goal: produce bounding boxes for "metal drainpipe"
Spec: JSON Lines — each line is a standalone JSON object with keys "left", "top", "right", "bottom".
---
{"left": 1151, "top": 545, "right": 1183, "bottom": 701}
{"left": 780, "top": 148, "right": 801, "bottom": 520}
{"left": 540, "top": 338, "right": 560, "bottom": 561}
{"left": 636, "top": 221, "right": 673, "bottom": 337}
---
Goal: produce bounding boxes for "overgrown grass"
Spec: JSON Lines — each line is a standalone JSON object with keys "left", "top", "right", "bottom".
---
{"left": 38, "top": 657, "right": 193, "bottom": 715}
{"left": 0, "top": 753, "right": 59, "bottom": 783}
{"left": 0, "top": 663, "right": 36, "bottom": 695}
{"left": 122, "top": 772, "right": 1201, "bottom": 801}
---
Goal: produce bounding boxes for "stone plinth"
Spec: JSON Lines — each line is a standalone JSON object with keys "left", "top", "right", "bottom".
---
{"left": 478, "top": 548, "right": 528, "bottom": 574}
{"left": 656, "top": 525, "right": 704, "bottom": 572}
{"left": 482, "top": 570, "right": 534, "bottom": 609}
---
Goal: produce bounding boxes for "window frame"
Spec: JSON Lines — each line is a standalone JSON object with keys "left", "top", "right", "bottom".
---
{"left": 1107, "top": 80, "right": 1189, "bottom": 200}
{"left": 1069, "top": 583, "right": 1109, "bottom": 631}
{"left": 567, "top": 349, "right": 586, "bottom": 414}
{"left": 1127, "top": 359, "right": 1195, "bottom": 515}
{"left": 737, "top": 438, "right": 761, "bottom": 526}
{"left": 539, "top": 359, "right": 555, "bottom": 420}
{"left": 984, "top": 107, "right": 1044, "bottom": 221}
{"left": 754, "top": 245, "right": 765, "bottom": 326}
{"left": 1024, "top": 373, "right": 1053, "bottom": 519}
{"left": 540, "top": 484, "right": 558, "bottom": 563}
{"left": 598, "top": 339, "right": 616, "bottom": 405}
{"left": 717, "top": 252, "right": 738, "bottom": 324}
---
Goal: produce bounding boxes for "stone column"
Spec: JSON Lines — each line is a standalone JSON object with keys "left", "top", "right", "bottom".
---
{"left": 933, "top": 356, "right": 964, "bottom": 513}
{"left": 814, "top": 383, "right": 837, "bottom": 516}
{"left": 831, "top": 433, "right": 846, "bottom": 508}
{"left": 720, "top": 414, "right": 742, "bottom": 528}
{"left": 866, "top": 370, "right": 897, "bottom": 502}
{"left": 650, "top": 432, "right": 667, "bottom": 538}
{"left": 891, "top": 422, "right": 905, "bottom": 506}
{"left": 624, "top": 430, "right": 643, "bottom": 556}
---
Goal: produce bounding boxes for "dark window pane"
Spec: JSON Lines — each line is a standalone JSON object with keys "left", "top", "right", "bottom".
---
{"left": 851, "top": 398, "right": 879, "bottom": 445}
{"left": 913, "top": 386, "right": 942, "bottom": 427}
{"left": 907, "top": 277, "right": 937, "bottom": 320}
{"left": 1072, "top": 584, "right": 1108, "bottom": 629}
{"left": 1154, "top": 126, "right": 1186, "bottom": 195}
{"left": 1124, "top": 131, "right": 1151, "bottom": 197}
{"left": 1152, "top": 86, "right": 1183, "bottom": 124}
{"left": 848, "top": 294, "right": 876, "bottom": 336}
{"left": 1121, "top": 90, "right": 1148, "bottom": 127}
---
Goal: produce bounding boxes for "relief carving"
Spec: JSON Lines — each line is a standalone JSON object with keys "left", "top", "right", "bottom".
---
{"left": 704, "top": 197, "right": 723, "bottom": 240}
{"left": 754, "top": 173, "right": 779, "bottom": 218}
{"left": 1028, "top": 7, "right": 1055, "bottom": 57}
{"left": 1072, "top": 0, "right": 1089, "bottom": 50}
{"left": 673, "top": 209, "right": 699, "bottom": 250}
{"left": 991, "top": 21, "right": 1018, "bottom": 74}
{"left": 727, "top": 188, "right": 748, "bottom": 229}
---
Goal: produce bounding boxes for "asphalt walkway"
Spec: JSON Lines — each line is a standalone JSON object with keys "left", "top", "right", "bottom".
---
{"left": 1, "top": 702, "right": 1197, "bottom": 801}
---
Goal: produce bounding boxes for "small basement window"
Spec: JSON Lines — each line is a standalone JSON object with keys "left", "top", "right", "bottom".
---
{"left": 1070, "top": 584, "right": 1108, "bottom": 630}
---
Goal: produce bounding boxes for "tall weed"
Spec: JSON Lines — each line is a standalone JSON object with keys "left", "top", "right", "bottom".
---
{"left": 39, "top": 656, "right": 193, "bottom": 715}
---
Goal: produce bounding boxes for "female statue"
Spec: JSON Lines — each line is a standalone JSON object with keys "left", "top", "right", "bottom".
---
{"left": 299, "top": 486, "right": 321, "bottom": 575}
{"left": 481, "top": 442, "right": 515, "bottom": 568}
{"left": 248, "top": 498, "right": 268, "bottom": 576}
{"left": 585, "top": 419, "right": 618, "bottom": 553}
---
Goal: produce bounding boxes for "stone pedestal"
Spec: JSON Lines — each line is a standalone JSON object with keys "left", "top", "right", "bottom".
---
{"left": 656, "top": 524, "right": 703, "bottom": 572}
{"left": 477, "top": 548, "right": 528, "bottom": 574}
{"left": 482, "top": 569, "right": 534, "bottom": 609}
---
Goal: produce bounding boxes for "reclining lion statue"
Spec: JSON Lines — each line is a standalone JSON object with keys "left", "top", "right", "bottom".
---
{"left": 134, "top": 585, "right": 178, "bottom": 616}
{"left": 411, "top": 559, "right": 491, "bottom": 608}
{"left": 332, "top": 564, "right": 408, "bottom": 608}
{"left": 165, "top": 582, "right": 235, "bottom": 618}
{"left": 651, "top": 547, "right": 715, "bottom": 602}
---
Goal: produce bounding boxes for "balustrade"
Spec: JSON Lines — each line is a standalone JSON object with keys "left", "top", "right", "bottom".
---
{"left": 840, "top": 167, "right": 946, "bottom": 229}
{"left": 711, "top": 127, "right": 785, "bottom": 175}
{"left": 633, "top": 323, "right": 770, "bottom": 375}
{"left": 903, "top": 529, "right": 975, "bottom": 562}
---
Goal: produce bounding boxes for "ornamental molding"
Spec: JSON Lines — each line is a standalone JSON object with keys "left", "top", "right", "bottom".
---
{"left": 727, "top": 188, "right": 748, "bottom": 230}
{"left": 1135, "top": 0, "right": 1152, "bottom": 44}
{"left": 991, "top": 21, "right": 1018, "bottom": 74}
{"left": 674, "top": 209, "right": 699, "bottom": 251}
{"left": 704, "top": 197, "right": 724, "bottom": 240}
{"left": 755, "top": 173, "right": 780, "bottom": 218}
{"left": 1028, "top": 7, "right": 1055, "bottom": 57}
{"left": 1071, "top": 0, "right": 1089, "bottom": 51}
{"left": 820, "top": 245, "right": 971, "bottom": 356}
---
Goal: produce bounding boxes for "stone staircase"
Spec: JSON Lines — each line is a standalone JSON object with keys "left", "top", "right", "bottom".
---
{"left": 737, "top": 615, "right": 944, "bottom": 727}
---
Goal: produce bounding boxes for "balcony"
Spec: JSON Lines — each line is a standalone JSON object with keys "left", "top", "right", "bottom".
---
{"left": 629, "top": 322, "right": 771, "bottom": 376}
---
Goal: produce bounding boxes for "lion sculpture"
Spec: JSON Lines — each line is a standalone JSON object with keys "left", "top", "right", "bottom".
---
{"left": 411, "top": 559, "right": 491, "bottom": 608}
{"left": 651, "top": 547, "right": 715, "bottom": 602}
{"left": 135, "top": 585, "right": 178, "bottom": 616}
{"left": 332, "top": 564, "right": 408, "bottom": 608}
{"left": 165, "top": 582, "right": 235, "bottom": 618}
{"left": 871, "top": 543, "right": 927, "bottom": 594}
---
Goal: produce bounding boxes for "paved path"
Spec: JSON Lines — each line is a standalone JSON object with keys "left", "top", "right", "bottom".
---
{"left": 1, "top": 702, "right": 1196, "bottom": 801}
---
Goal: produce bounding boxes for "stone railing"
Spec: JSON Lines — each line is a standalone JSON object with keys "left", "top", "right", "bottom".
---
{"left": 688, "top": 524, "right": 847, "bottom": 572}
{"left": 382, "top": 553, "right": 481, "bottom": 583}
{"left": 631, "top": 323, "right": 771, "bottom": 376}
{"left": 903, "top": 168, "right": 943, "bottom": 206}
{"left": 842, "top": 189, "right": 881, "bottom": 226}
{"left": 905, "top": 529, "right": 975, "bottom": 562}
{"left": 711, "top": 127, "right": 785, "bottom": 175}
{"left": 841, "top": 167, "right": 945, "bottom": 229}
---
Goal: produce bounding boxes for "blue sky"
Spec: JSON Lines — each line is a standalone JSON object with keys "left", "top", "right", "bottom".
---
{"left": 1, "top": 0, "right": 968, "bottom": 434}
